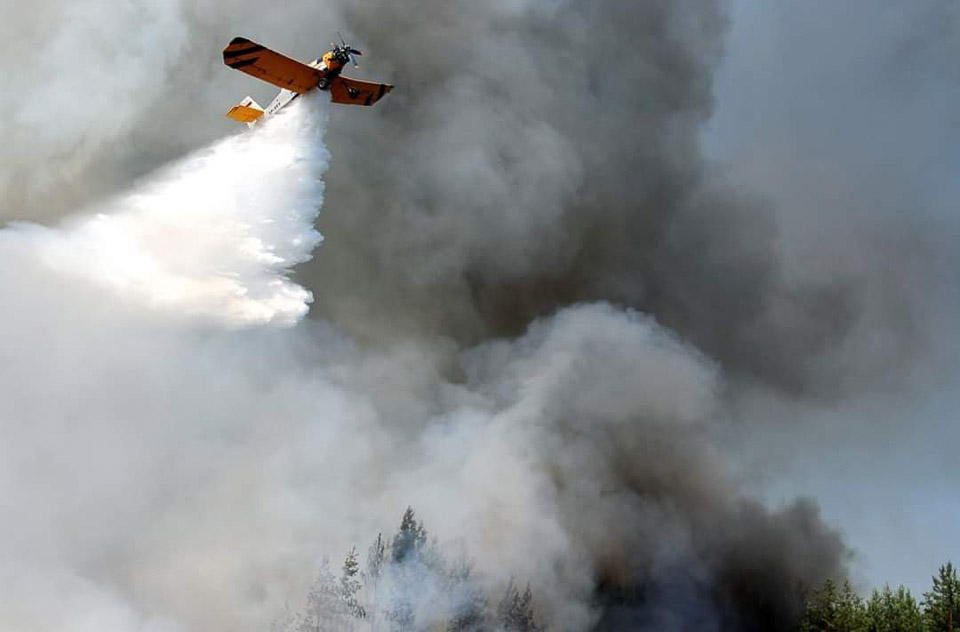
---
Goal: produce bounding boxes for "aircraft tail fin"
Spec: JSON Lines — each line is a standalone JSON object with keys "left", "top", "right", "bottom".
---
{"left": 226, "top": 96, "right": 265, "bottom": 127}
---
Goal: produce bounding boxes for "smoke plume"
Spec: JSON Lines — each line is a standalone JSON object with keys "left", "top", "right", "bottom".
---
{"left": 1, "top": 0, "right": 956, "bottom": 631}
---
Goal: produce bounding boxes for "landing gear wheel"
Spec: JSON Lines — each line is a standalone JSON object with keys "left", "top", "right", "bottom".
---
{"left": 318, "top": 77, "right": 329, "bottom": 90}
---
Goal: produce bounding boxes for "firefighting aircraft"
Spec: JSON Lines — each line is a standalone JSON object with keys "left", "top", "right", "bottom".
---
{"left": 223, "top": 35, "right": 393, "bottom": 126}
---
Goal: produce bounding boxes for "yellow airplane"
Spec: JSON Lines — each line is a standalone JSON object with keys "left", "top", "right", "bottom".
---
{"left": 223, "top": 35, "right": 393, "bottom": 126}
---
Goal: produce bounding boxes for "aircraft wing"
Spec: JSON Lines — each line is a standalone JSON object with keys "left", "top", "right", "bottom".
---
{"left": 223, "top": 37, "right": 323, "bottom": 94}
{"left": 330, "top": 75, "right": 394, "bottom": 106}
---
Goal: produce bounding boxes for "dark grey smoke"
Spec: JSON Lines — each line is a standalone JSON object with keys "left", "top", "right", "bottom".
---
{"left": 291, "top": 0, "right": 940, "bottom": 624}
{"left": 455, "top": 303, "right": 848, "bottom": 630}
{"left": 300, "top": 0, "right": 942, "bottom": 400}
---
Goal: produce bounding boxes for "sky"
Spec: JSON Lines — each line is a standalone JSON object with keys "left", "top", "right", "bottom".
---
{"left": 706, "top": 0, "right": 960, "bottom": 593}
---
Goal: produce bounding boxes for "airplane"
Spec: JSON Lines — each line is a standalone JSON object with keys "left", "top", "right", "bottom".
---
{"left": 222, "top": 34, "right": 393, "bottom": 126}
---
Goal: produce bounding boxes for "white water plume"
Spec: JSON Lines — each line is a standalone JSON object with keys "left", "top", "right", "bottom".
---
{"left": 2, "top": 94, "right": 329, "bottom": 328}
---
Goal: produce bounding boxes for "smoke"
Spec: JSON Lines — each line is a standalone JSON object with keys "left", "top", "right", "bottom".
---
{"left": 293, "top": 0, "right": 953, "bottom": 399}
{"left": 0, "top": 0, "right": 189, "bottom": 215}
{"left": 0, "top": 98, "right": 334, "bottom": 630}
{"left": 0, "top": 96, "right": 845, "bottom": 629}
{"left": 1, "top": 0, "right": 955, "bottom": 631}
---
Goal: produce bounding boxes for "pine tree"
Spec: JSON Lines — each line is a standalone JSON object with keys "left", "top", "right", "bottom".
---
{"left": 391, "top": 507, "right": 427, "bottom": 564}
{"left": 445, "top": 555, "right": 487, "bottom": 632}
{"left": 497, "top": 579, "right": 520, "bottom": 631}
{"left": 388, "top": 508, "right": 429, "bottom": 632}
{"left": 367, "top": 533, "right": 387, "bottom": 632}
{"left": 923, "top": 563, "right": 960, "bottom": 632}
{"left": 799, "top": 579, "right": 832, "bottom": 632}
{"left": 516, "top": 585, "right": 542, "bottom": 632}
{"left": 342, "top": 547, "right": 366, "bottom": 622}
{"left": 497, "top": 580, "right": 541, "bottom": 632}
{"left": 799, "top": 579, "right": 866, "bottom": 632}
{"left": 301, "top": 558, "right": 345, "bottom": 632}
{"left": 838, "top": 581, "right": 867, "bottom": 631}
{"left": 368, "top": 533, "right": 386, "bottom": 585}
{"left": 864, "top": 585, "right": 923, "bottom": 632}
{"left": 386, "top": 592, "right": 415, "bottom": 632}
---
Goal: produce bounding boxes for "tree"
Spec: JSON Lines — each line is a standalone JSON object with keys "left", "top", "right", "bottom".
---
{"left": 864, "top": 585, "right": 923, "bottom": 632}
{"left": 367, "top": 533, "right": 387, "bottom": 632}
{"left": 387, "top": 508, "right": 429, "bottom": 632}
{"left": 923, "top": 563, "right": 960, "bottom": 632}
{"left": 342, "top": 547, "right": 366, "bottom": 622}
{"left": 301, "top": 558, "right": 346, "bottom": 632}
{"left": 386, "top": 594, "right": 414, "bottom": 632}
{"left": 799, "top": 579, "right": 866, "bottom": 632}
{"left": 286, "top": 508, "right": 548, "bottom": 632}
{"left": 445, "top": 555, "right": 487, "bottom": 632}
{"left": 368, "top": 533, "right": 387, "bottom": 585}
{"left": 497, "top": 580, "right": 541, "bottom": 632}
{"left": 391, "top": 507, "right": 427, "bottom": 564}
{"left": 515, "top": 585, "right": 542, "bottom": 632}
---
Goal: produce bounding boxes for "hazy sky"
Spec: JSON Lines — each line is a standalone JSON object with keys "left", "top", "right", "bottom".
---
{"left": 707, "top": 0, "right": 960, "bottom": 593}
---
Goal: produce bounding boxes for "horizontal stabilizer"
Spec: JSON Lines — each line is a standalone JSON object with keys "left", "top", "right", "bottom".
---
{"left": 226, "top": 96, "right": 265, "bottom": 125}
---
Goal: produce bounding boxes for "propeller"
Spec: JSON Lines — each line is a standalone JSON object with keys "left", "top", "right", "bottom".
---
{"left": 334, "top": 31, "right": 362, "bottom": 67}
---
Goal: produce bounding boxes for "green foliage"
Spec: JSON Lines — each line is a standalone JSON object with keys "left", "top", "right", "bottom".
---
{"left": 391, "top": 507, "right": 428, "bottom": 564}
{"left": 497, "top": 579, "right": 542, "bottom": 632}
{"left": 923, "top": 563, "right": 960, "bottom": 632}
{"left": 799, "top": 562, "right": 960, "bottom": 632}
{"left": 864, "top": 585, "right": 923, "bottom": 632}
{"left": 342, "top": 547, "right": 366, "bottom": 620}
{"left": 798, "top": 579, "right": 866, "bottom": 632}
{"left": 386, "top": 509, "right": 422, "bottom": 632}
{"left": 445, "top": 555, "right": 488, "bottom": 632}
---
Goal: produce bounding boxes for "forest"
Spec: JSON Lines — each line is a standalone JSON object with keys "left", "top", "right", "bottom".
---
{"left": 799, "top": 563, "right": 960, "bottom": 632}
{"left": 275, "top": 507, "right": 958, "bottom": 632}
{"left": 272, "top": 508, "right": 542, "bottom": 632}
